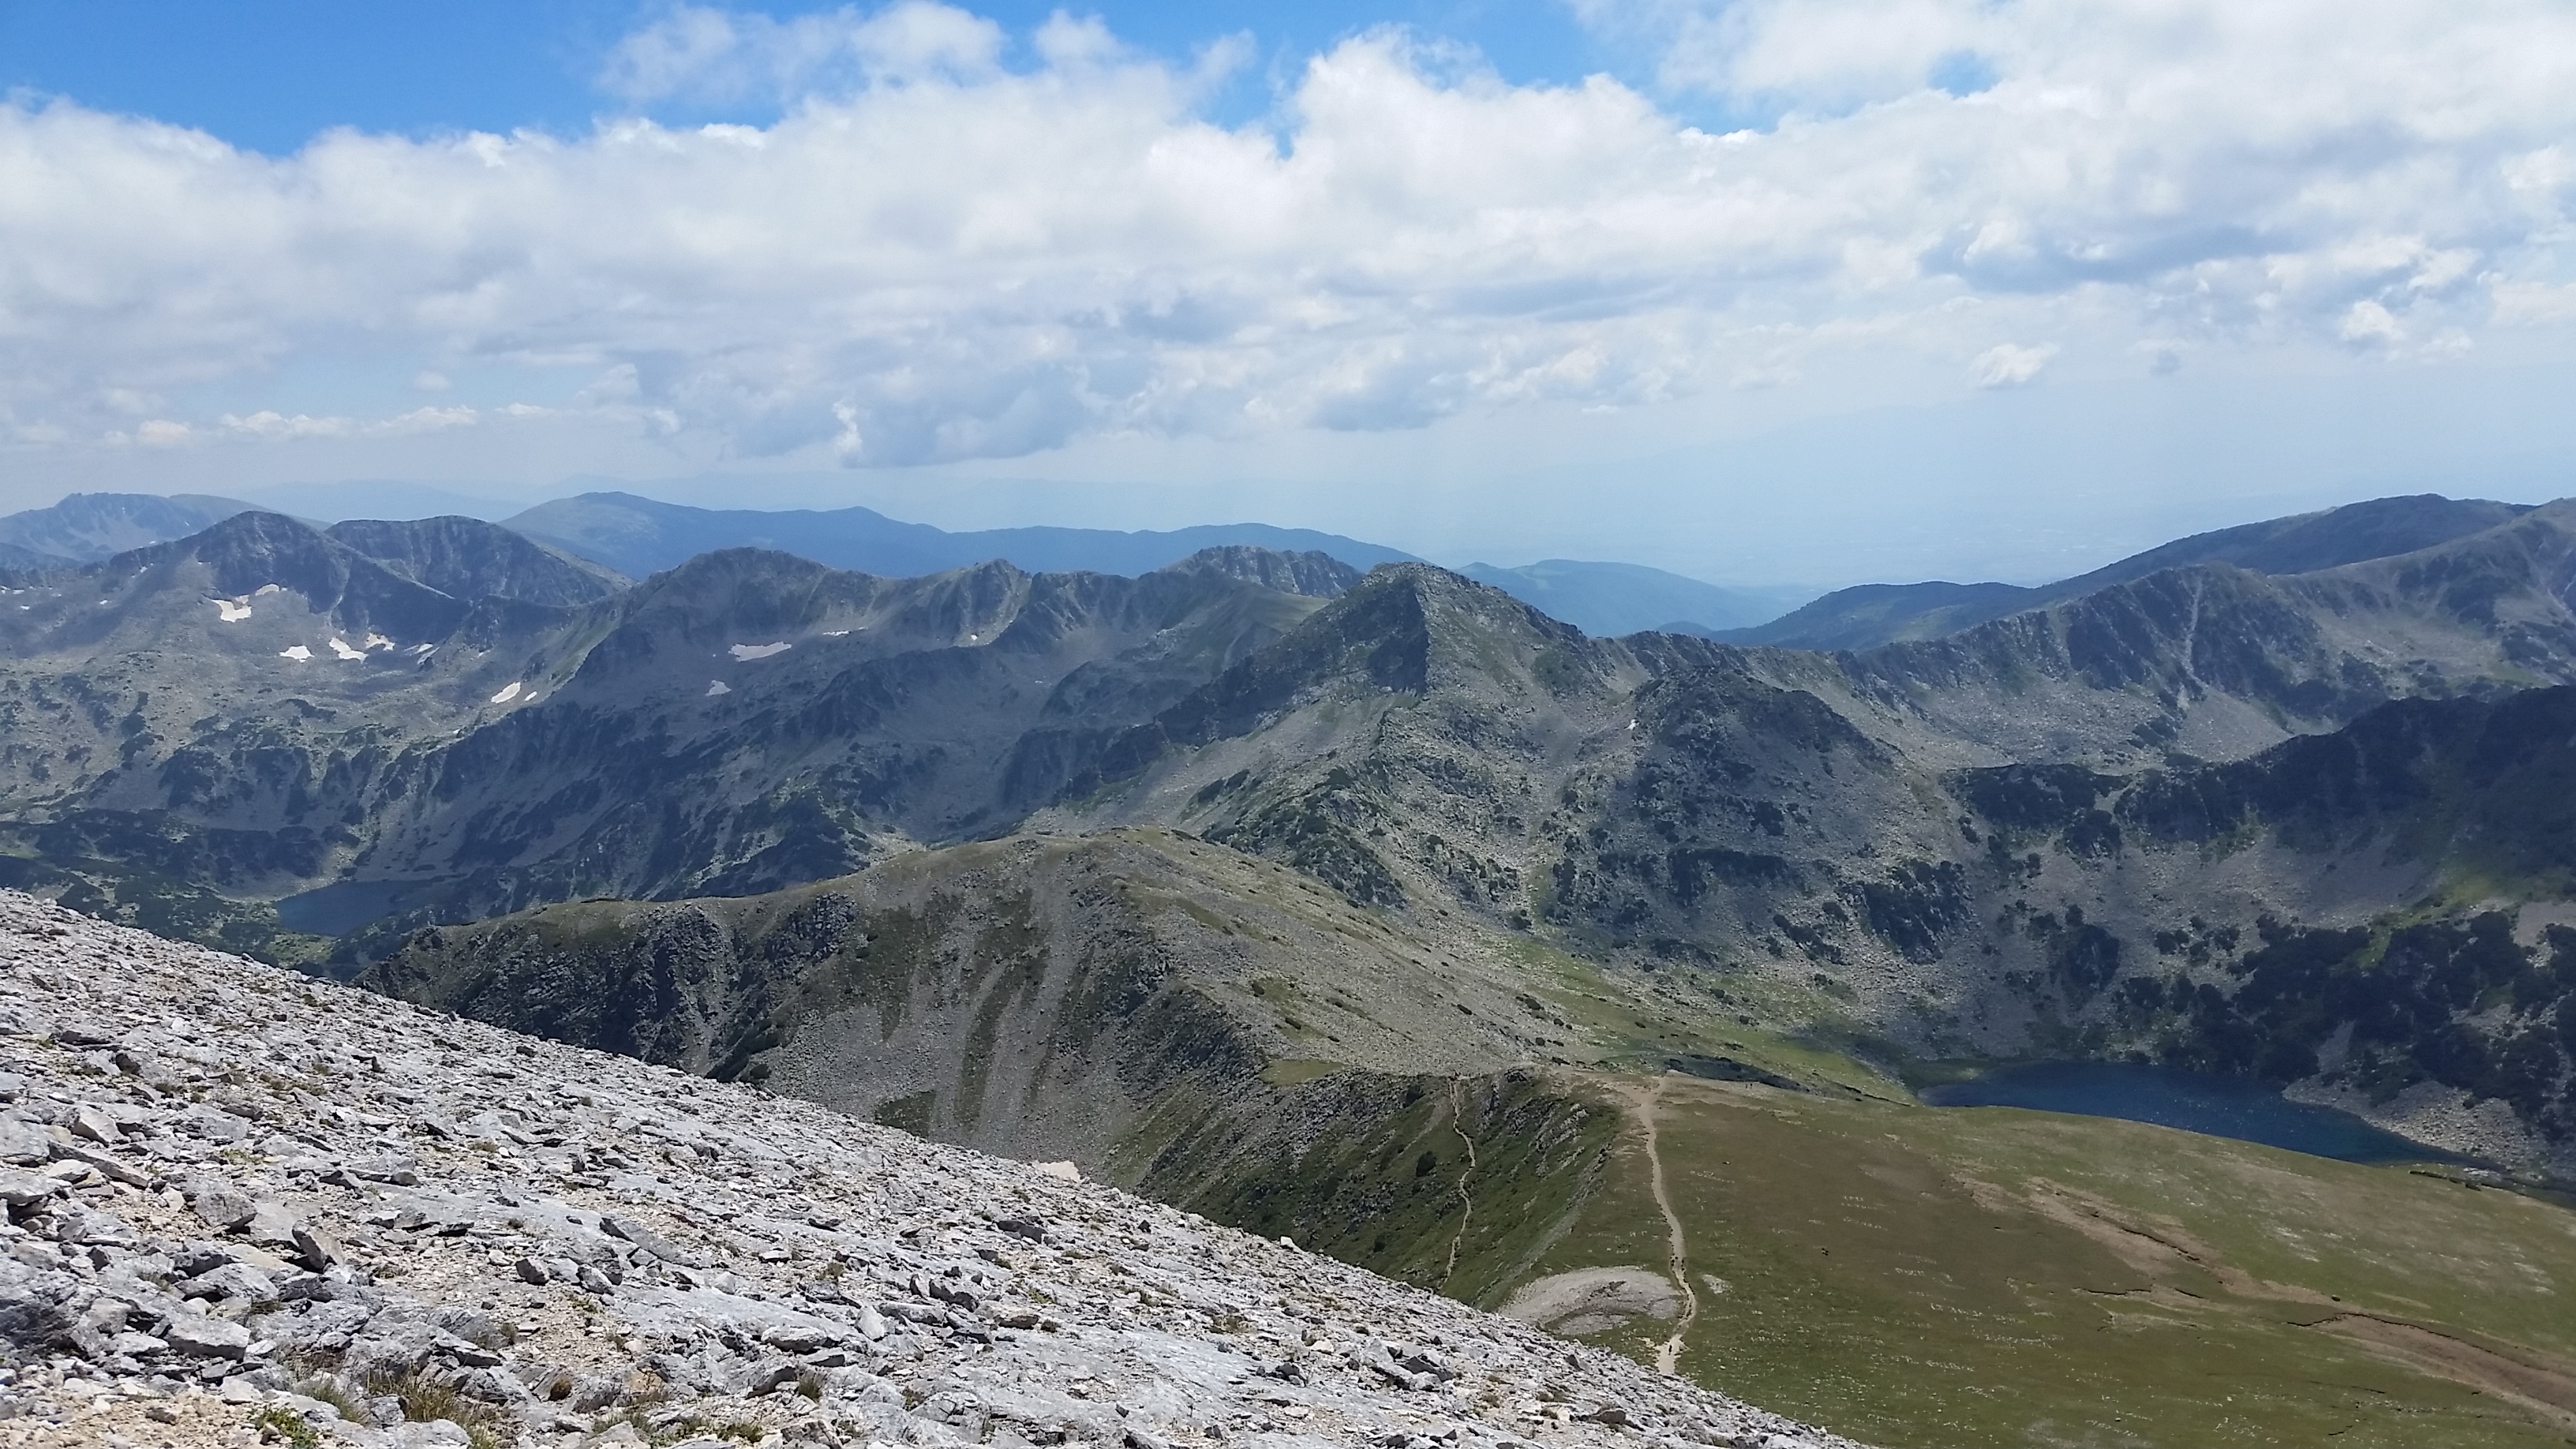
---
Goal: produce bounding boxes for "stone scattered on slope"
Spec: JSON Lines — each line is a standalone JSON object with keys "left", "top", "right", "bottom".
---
{"left": 0, "top": 892, "right": 1851, "bottom": 1449}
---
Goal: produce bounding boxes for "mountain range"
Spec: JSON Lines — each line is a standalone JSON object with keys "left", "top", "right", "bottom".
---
{"left": 2, "top": 492, "right": 2571, "bottom": 1148}
{"left": 18, "top": 488, "right": 2523, "bottom": 650}
{"left": 0, "top": 491, "right": 259, "bottom": 569}
{"left": 0, "top": 489, "right": 1784, "bottom": 637}
{"left": 10, "top": 487, "right": 2576, "bottom": 1442}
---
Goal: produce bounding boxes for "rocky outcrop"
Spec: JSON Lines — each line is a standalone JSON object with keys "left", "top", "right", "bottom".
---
{"left": 0, "top": 890, "right": 1846, "bottom": 1449}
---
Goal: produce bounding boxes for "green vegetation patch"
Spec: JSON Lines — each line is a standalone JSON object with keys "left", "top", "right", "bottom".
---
{"left": 1133, "top": 1068, "right": 1619, "bottom": 1308}
{"left": 1544, "top": 1072, "right": 2576, "bottom": 1448}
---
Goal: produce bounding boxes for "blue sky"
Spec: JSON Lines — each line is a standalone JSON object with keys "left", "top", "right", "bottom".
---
{"left": 0, "top": 2, "right": 1613, "bottom": 148}
{"left": 2, "top": 1, "right": 2574, "bottom": 586}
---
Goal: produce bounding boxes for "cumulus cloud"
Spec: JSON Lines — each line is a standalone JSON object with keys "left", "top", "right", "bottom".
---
{"left": 1, "top": 0, "right": 2572, "bottom": 469}
{"left": 1970, "top": 343, "right": 2056, "bottom": 388}
{"left": 599, "top": 2, "right": 1005, "bottom": 105}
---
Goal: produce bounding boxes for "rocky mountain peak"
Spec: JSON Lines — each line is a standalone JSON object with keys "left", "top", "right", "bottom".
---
{"left": 1155, "top": 546, "right": 1362, "bottom": 599}
{"left": 323, "top": 518, "right": 627, "bottom": 608}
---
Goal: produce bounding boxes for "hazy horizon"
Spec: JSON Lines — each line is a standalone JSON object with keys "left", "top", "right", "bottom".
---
{"left": 5, "top": 1, "right": 2573, "bottom": 588}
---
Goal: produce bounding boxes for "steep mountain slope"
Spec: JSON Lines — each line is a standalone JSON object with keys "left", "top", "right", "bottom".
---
{"left": 0, "top": 511, "right": 609, "bottom": 953}
{"left": 358, "top": 830, "right": 1648, "bottom": 1164}
{"left": 0, "top": 492, "right": 258, "bottom": 562}
{"left": 1683, "top": 581, "right": 2030, "bottom": 650}
{"left": 506, "top": 490, "right": 1421, "bottom": 580}
{"left": 355, "top": 837, "right": 2576, "bottom": 1447}
{"left": 0, "top": 541, "right": 70, "bottom": 573}
{"left": 339, "top": 549, "right": 1333, "bottom": 927}
{"left": 0, "top": 517, "right": 1348, "bottom": 957}
{"left": 13, "top": 497, "right": 2576, "bottom": 994}
{"left": 1014, "top": 523, "right": 2576, "bottom": 1163}
{"left": 13, "top": 497, "right": 2576, "bottom": 1163}
{"left": 324, "top": 515, "right": 628, "bottom": 605}
{"left": 1151, "top": 545, "right": 1361, "bottom": 597}
{"left": 1723, "top": 493, "right": 2532, "bottom": 650}
{"left": 1455, "top": 560, "right": 1809, "bottom": 637}
{"left": 0, "top": 892, "right": 1844, "bottom": 1449}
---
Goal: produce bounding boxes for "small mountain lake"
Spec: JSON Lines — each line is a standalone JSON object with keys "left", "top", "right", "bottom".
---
{"left": 1921, "top": 1060, "right": 2469, "bottom": 1164}
{"left": 276, "top": 879, "right": 438, "bottom": 937}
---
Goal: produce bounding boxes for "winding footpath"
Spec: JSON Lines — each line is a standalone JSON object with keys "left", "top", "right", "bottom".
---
{"left": 1630, "top": 1075, "right": 1701, "bottom": 1376}
{"left": 1440, "top": 1077, "right": 1481, "bottom": 1290}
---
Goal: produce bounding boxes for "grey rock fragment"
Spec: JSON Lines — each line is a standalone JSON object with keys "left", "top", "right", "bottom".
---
{"left": 601, "top": 1214, "right": 694, "bottom": 1265}
{"left": 246, "top": 1200, "right": 302, "bottom": 1248}
{"left": 292, "top": 1222, "right": 342, "bottom": 1271}
{"left": 0, "top": 1168, "right": 62, "bottom": 1208}
{"left": 164, "top": 1312, "right": 253, "bottom": 1359}
{"left": 0, "top": 1118, "right": 49, "bottom": 1166}
{"left": 189, "top": 1181, "right": 256, "bottom": 1234}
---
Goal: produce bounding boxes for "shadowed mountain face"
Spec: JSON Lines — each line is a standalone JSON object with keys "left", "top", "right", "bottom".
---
{"left": 0, "top": 492, "right": 259, "bottom": 564}
{"left": 1721, "top": 494, "right": 2534, "bottom": 650}
{"left": 505, "top": 490, "right": 1421, "bottom": 580}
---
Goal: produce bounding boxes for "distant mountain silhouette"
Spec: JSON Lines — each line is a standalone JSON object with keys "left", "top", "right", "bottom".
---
{"left": 0, "top": 492, "right": 259, "bottom": 564}
{"left": 1455, "top": 560, "right": 1812, "bottom": 636}
{"left": 504, "top": 491, "right": 1421, "bottom": 580}
{"left": 1712, "top": 494, "right": 2533, "bottom": 650}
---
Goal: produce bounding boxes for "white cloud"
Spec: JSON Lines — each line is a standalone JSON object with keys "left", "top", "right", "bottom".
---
{"left": 599, "top": 2, "right": 1004, "bottom": 106}
{"left": 1970, "top": 343, "right": 2057, "bottom": 388}
{"left": 1, "top": 0, "right": 2573, "bottom": 471}
{"left": 202, "top": 406, "right": 479, "bottom": 442}
{"left": 2493, "top": 280, "right": 2576, "bottom": 324}
{"left": 2338, "top": 300, "right": 2405, "bottom": 346}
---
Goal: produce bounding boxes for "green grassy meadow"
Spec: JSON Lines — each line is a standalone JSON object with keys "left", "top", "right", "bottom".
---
{"left": 1537, "top": 1073, "right": 2576, "bottom": 1447}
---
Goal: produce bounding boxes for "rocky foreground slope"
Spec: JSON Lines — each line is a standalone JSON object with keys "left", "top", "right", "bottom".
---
{"left": 0, "top": 892, "right": 1844, "bottom": 1449}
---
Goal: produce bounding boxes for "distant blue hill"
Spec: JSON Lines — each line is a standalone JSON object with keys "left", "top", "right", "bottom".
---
{"left": 1708, "top": 493, "right": 2533, "bottom": 651}
{"left": 1455, "top": 560, "right": 1814, "bottom": 637}
{"left": 0, "top": 492, "right": 258, "bottom": 564}
{"left": 504, "top": 491, "right": 1423, "bottom": 580}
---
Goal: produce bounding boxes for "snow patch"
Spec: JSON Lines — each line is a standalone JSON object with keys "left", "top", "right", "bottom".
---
{"left": 728, "top": 642, "right": 791, "bottom": 661}
{"left": 212, "top": 598, "right": 252, "bottom": 623}
{"left": 253, "top": 584, "right": 283, "bottom": 597}
{"left": 822, "top": 630, "right": 852, "bottom": 637}
{"left": 408, "top": 642, "right": 436, "bottom": 656}
{"left": 279, "top": 645, "right": 313, "bottom": 661}
{"left": 489, "top": 682, "right": 523, "bottom": 704}
{"left": 705, "top": 680, "right": 732, "bottom": 696}
{"left": 328, "top": 638, "right": 366, "bottom": 661}
{"left": 363, "top": 633, "right": 395, "bottom": 651}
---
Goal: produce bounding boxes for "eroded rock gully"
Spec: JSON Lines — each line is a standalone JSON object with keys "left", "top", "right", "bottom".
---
{"left": 0, "top": 892, "right": 1849, "bottom": 1449}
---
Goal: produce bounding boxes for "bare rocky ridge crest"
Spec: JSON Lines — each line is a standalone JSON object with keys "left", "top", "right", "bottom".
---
{"left": 0, "top": 890, "right": 1844, "bottom": 1449}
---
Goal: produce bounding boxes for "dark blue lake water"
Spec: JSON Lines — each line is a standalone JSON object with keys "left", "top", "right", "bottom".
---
{"left": 275, "top": 879, "right": 432, "bottom": 936}
{"left": 1921, "top": 1061, "right": 2466, "bottom": 1164}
